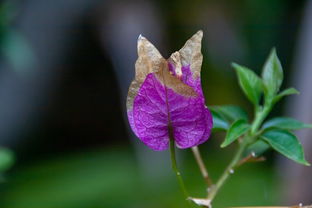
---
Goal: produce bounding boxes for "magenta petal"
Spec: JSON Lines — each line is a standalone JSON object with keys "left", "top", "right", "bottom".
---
{"left": 131, "top": 73, "right": 169, "bottom": 151}
{"left": 169, "top": 88, "right": 210, "bottom": 148}
{"left": 198, "top": 106, "right": 213, "bottom": 145}
{"left": 129, "top": 71, "right": 212, "bottom": 151}
{"left": 168, "top": 65, "right": 212, "bottom": 148}
{"left": 127, "top": 31, "right": 212, "bottom": 151}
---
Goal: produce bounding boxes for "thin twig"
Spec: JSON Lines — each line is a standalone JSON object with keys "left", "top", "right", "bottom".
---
{"left": 191, "top": 146, "right": 213, "bottom": 187}
{"left": 236, "top": 154, "right": 266, "bottom": 167}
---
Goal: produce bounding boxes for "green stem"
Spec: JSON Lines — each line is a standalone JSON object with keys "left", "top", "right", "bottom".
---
{"left": 206, "top": 142, "right": 246, "bottom": 202}
{"left": 169, "top": 137, "right": 192, "bottom": 207}
{"left": 251, "top": 104, "right": 271, "bottom": 134}
{"left": 207, "top": 103, "right": 273, "bottom": 204}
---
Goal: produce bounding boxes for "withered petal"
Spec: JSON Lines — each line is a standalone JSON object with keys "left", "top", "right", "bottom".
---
{"left": 127, "top": 35, "right": 166, "bottom": 111}
{"left": 178, "top": 30, "right": 203, "bottom": 79}
{"left": 126, "top": 31, "right": 212, "bottom": 151}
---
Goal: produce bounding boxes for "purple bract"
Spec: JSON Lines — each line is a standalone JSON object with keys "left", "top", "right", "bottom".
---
{"left": 126, "top": 31, "right": 213, "bottom": 151}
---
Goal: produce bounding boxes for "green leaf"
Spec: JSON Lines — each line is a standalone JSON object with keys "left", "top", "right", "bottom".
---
{"left": 261, "top": 130, "right": 310, "bottom": 166}
{"left": 232, "top": 63, "right": 263, "bottom": 105}
{"left": 278, "top": 87, "right": 299, "bottom": 97}
{"left": 244, "top": 140, "right": 270, "bottom": 157}
{"left": 210, "top": 105, "right": 248, "bottom": 123}
{"left": 221, "top": 119, "right": 250, "bottom": 148}
{"left": 262, "top": 48, "right": 284, "bottom": 99}
{"left": 273, "top": 87, "right": 299, "bottom": 104}
{"left": 263, "top": 117, "right": 312, "bottom": 130}
{"left": 211, "top": 111, "right": 230, "bottom": 132}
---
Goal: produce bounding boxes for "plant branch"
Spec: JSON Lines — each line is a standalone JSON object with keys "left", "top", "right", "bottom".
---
{"left": 251, "top": 104, "right": 271, "bottom": 134}
{"left": 236, "top": 154, "right": 266, "bottom": 167}
{"left": 206, "top": 103, "right": 272, "bottom": 204}
{"left": 191, "top": 146, "right": 213, "bottom": 187}
{"left": 206, "top": 141, "right": 247, "bottom": 202}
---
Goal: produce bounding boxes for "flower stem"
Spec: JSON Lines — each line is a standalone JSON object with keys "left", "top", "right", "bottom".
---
{"left": 169, "top": 137, "right": 191, "bottom": 206}
{"left": 191, "top": 146, "right": 213, "bottom": 187}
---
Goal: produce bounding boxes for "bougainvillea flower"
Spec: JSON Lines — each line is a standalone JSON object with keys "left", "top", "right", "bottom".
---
{"left": 126, "top": 30, "right": 213, "bottom": 151}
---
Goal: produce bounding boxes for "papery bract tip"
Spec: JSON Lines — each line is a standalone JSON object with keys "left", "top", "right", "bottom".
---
{"left": 196, "top": 30, "right": 203, "bottom": 37}
{"left": 138, "top": 34, "right": 144, "bottom": 41}
{"left": 127, "top": 31, "right": 212, "bottom": 151}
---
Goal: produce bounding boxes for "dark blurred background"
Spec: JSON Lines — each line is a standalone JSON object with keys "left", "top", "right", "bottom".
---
{"left": 0, "top": 0, "right": 311, "bottom": 207}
